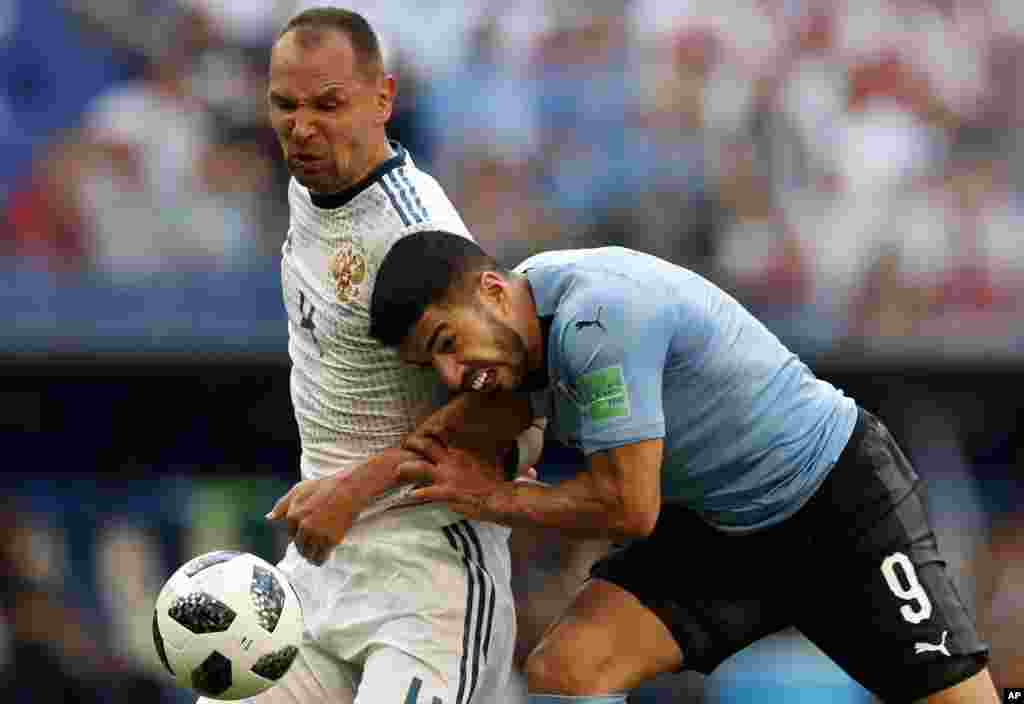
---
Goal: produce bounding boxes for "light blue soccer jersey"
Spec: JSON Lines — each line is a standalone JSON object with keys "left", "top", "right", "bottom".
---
{"left": 517, "top": 247, "right": 858, "bottom": 533}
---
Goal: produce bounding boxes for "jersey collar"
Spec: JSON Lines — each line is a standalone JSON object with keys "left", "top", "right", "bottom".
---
{"left": 308, "top": 141, "right": 407, "bottom": 210}
{"left": 521, "top": 313, "right": 553, "bottom": 393}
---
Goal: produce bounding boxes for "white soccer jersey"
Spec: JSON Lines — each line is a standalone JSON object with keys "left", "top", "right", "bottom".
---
{"left": 280, "top": 144, "right": 469, "bottom": 523}
{"left": 257, "top": 144, "right": 520, "bottom": 704}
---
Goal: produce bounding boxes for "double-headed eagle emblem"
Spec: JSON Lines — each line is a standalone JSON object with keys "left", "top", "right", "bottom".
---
{"left": 329, "top": 242, "right": 367, "bottom": 303}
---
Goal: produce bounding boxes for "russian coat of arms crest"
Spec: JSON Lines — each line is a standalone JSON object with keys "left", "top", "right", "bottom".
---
{"left": 329, "top": 242, "right": 368, "bottom": 302}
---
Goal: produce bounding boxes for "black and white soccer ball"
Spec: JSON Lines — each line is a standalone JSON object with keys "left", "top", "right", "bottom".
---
{"left": 152, "top": 551, "right": 304, "bottom": 700}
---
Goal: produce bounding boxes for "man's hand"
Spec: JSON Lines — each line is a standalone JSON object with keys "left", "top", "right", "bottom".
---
{"left": 397, "top": 434, "right": 511, "bottom": 522}
{"left": 266, "top": 448, "right": 420, "bottom": 565}
{"left": 266, "top": 475, "right": 357, "bottom": 565}
{"left": 410, "top": 399, "right": 463, "bottom": 447}
{"left": 404, "top": 438, "right": 665, "bottom": 541}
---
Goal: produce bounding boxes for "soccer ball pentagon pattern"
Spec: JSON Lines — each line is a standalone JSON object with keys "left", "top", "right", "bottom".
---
{"left": 153, "top": 551, "right": 304, "bottom": 700}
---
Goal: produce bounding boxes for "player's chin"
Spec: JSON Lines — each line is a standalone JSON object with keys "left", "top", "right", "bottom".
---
{"left": 291, "top": 170, "right": 339, "bottom": 194}
{"left": 293, "top": 176, "right": 326, "bottom": 192}
{"left": 488, "top": 374, "right": 517, "bottom": 394}
{"left": 507, "top": 367, "right": 530, "bottom": 392}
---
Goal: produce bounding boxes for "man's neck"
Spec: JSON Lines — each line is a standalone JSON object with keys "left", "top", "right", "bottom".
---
{"left": 371, "top": 139, "right": 396, "bottom": 169}
{"left": 348, "top": 140, "right": 394, "bottom": 188}
{"left": 307, "top": 139, "right": 399, "bottom": 206}
{"left": 520, "top": 278, "right": 546, "bottom": 375}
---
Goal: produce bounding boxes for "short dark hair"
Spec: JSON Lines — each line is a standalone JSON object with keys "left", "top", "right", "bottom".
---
{"left": 277, "top": 7, "right": 384, "bottom": 77}
{"left": 370, "top": 231, "right": 499, "bottom": 347}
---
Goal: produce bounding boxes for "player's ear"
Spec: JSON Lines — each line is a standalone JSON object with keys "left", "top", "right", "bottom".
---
{"left": 374, "top": 74, "right": 396, "bottom": 124}
{"left": 478, "top": 271, "right": 509, "bottom": 313}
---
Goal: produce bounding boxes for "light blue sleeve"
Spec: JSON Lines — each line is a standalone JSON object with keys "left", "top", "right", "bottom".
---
{"left": 551, "top": 282, "right": 670, "bottom": 455}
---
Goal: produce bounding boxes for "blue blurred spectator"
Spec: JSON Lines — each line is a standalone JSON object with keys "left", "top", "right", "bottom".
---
{"left": 0, "top": 0, "right": 129, "bottom": 206}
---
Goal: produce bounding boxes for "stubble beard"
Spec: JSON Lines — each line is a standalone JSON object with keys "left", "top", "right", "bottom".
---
{"left": 485, "top": 309, "right": 530, "bottom": 391}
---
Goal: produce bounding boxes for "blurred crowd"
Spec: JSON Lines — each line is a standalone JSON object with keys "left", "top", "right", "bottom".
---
{"left": 3, "top": 0, "right": 1024, "bottom": 351}
{"left": 1, "top": 1, "right": 1022, "bottom": 702}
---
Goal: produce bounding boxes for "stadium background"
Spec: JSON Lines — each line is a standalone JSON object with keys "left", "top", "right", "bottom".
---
{"left": 1, "top": 1, "right": 1021, "bottom": 702}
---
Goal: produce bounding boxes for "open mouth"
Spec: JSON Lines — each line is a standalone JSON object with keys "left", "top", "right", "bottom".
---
{"left": 290, "top": 155, "right": 323, "bottom": 170}
{"left": 468, "top": 368, "right": 496, "bottom": 392}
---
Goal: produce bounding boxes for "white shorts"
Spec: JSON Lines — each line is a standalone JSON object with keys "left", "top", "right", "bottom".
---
{"left": 200, "top": 507, "right": 520, "bottom": 704}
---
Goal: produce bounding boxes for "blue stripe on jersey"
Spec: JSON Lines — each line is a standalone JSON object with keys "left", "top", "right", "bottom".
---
{"left": 380, "top": 177, "right": 411, "bottom": 226}
{"left": 442, "top": 521, "right": 494, "bottom": 704}
{"left": 385, "top": 172, "right": 423, "bottom": 224}
{"left": 397, "top": 166, "right": 429, "bottom": 221}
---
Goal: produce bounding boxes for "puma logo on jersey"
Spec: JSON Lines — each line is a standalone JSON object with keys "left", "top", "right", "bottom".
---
{"left": 299, "top": 290, "right": 322, "bottom": 357}
{"left": 914, "top": 630, "right": 950, "bottom": 657}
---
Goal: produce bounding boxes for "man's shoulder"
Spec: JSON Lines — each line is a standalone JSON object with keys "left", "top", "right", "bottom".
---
{"left": 393, "top": 162, "right": 465, "bottom": 226}
{"left": 381, "top": 160, "right": 472, "bottom": 246}
{"left": 287, "top": 173, "right": 463, "bottom": 234}
{"left": 534, "top": 257, "right": 653, "bottom": 313}
{"left": 542, "top": 257, "right": 686, "bottom": 372}
{"left": 520, "top": 251, "right": 623, "bottom": 329}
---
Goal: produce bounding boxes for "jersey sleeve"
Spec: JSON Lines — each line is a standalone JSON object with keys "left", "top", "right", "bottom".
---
{"left": 552, "top": 281, "right": 670, "bottom": 455}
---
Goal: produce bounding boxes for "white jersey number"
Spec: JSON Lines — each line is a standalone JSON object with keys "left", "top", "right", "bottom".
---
{"left": 880, "top": 552, "right": 932, "bottom": 624}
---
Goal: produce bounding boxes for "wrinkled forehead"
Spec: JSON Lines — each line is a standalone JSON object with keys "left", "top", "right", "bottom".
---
{"left": 269, "top": 30, "right": 361, "bottom": 93}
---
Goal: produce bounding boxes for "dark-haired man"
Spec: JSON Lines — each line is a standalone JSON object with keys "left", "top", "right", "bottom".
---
{"left": 236, "top": 9, "right": 537, "bottom": 704}
{"left": 364, "top": 230, "right": 999, "bottom": 703}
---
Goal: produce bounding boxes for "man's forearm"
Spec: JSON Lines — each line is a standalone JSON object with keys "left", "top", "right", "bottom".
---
{"left": 427, "top": 391, "right": 535, "bottom": 456}
{"left": 334, "top": 447, "right": 418, "bottom": 510}
{"left": 338, "top": 393, "right": 537, "bottom": 513}
{"left": 485, "top": 471, "right": 640, "bottom": 542}
{"left": 267, "top": 447, "right": 422, "bottom": 560}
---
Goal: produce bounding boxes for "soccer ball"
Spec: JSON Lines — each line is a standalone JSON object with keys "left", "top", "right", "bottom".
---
{"left": 152, "top": 551, "right": 304, "bottom": 700}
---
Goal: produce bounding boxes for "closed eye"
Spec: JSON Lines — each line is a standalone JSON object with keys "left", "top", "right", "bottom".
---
{"left": 269, "top": 95, "right": 297, "bottom": 111}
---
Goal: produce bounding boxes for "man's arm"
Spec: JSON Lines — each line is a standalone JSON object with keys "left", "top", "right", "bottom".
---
{"left": 268, "top": 392, "right": 543, "bottom": 563}
{"left": 411, "top": 390, "right": 542, "bottom": 483}
{"left": 266, "top": 447, "right": 418, "bottom": 564}
{"left": 400, "top": 437, "right": 663, "bottom": 543}
{"left": 412, "top": 390, "right": 536, "bottom": 458}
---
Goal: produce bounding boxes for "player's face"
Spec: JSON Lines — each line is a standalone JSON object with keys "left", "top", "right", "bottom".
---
{"left": 401, "top": 299, "right": 530, "bottom": 394}
{"left": 268, "top": 29, "right": 395, "bottom": 195}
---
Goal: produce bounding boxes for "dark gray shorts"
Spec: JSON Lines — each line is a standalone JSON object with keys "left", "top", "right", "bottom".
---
{"left": 591, "top": 408, "right": 989, "bottom": 701}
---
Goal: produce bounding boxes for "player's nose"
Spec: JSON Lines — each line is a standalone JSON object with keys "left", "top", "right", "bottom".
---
{"left": 288, "top": 116, "right": 315, "bottom": 142}
{"left": 434, "top": 357, "right": 462, "bottom": 391}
